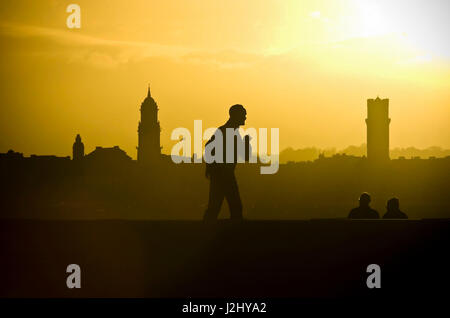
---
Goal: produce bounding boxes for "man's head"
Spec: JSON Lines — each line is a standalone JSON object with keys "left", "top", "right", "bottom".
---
{"left": 359, "top": 192, "right": 371, "bottom": 207}
{"left": 229, "top": 104, "right": 247, "bottom": 127}
{"left": 387, "top": 197, "right": 399, "bottom": 211}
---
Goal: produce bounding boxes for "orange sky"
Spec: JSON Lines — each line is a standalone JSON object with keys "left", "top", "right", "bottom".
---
{"left": 0, "top": 0, "right": 449, "bottom": 158}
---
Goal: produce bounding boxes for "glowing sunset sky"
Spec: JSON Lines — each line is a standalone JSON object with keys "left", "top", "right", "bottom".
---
{"left": 0, "top": 0, "right": 449, "bottom": 158}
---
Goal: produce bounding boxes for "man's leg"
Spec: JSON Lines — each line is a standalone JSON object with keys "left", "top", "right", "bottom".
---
{"left": 203, "top": 173, "right": 225, "bottom": 222}
{"left": 224, "top": 173, "right": 243, "bottom": 220}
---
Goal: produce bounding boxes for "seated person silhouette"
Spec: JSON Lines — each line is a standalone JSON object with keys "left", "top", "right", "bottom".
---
{"left": 348, "top": 192, "right": 380, "bottom": 219}
{"left": 383, "top": 197, "right": 408, "bottom": 219}
{"left": 203, "top": 104, "right": 251, "bottom": 222}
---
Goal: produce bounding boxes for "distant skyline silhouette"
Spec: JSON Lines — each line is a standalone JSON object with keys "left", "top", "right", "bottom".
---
{"left": 1, "top": 86, "right": 449, "bottom": 162}
{"left": 0, "top": 88, "right": 448, "bottom": 221}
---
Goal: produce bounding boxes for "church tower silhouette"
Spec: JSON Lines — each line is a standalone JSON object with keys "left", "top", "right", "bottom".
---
{"left": 137, "top": 85, "right": 161, "bottom": 163}
{"left": 72, "top": 134, "right": 84, "bottom": 161}
{"left": 366, "top": 97, "right": 390, "bottom": 162}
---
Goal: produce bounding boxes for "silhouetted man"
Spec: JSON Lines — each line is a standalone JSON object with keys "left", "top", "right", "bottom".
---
{"left": 203, "top": 104, "right": 251, "bottom": 222}
{"left": 348, "top": 192, "right": 380, "bottom": 219}
{"left": 383, "top": 197, "right": 408, "bottom": 219}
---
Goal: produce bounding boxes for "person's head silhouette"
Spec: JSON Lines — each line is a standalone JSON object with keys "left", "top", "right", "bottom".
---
{"left": 387, "top": 197, "right": 400, "bottom": 211}
{"left": 228, "top": 104, "right": 247, "bottom": 128}
{"left": 359, "top": 192, "right": 371, "bottom": 207}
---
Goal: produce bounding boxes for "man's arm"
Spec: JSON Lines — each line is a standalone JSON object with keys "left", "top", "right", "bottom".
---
{"left": 234, "top": 133, "right": 252, "bottom": 162}
{"left": 244, "top": 135, "right": 251, "bottom": 162}
{"left": 204, "top": 134, "right": 216, "bottom": 179}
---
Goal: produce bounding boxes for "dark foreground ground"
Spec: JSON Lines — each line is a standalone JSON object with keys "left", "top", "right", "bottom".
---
{"left": 1, "top": 219, "right": 449, "bottom": 300}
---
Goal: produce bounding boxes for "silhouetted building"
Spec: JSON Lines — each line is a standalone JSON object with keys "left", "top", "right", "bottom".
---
{"left": 72, "top": 134, "right": 85, "bottom": 161}
{"left": 85, "top": 146, "right": 132, "bottom": 163}
{"left": 366, "top": 97, "right": 390, "bottom": 162}
{"left": 0, "top": 150, "right": 24, "bottom": 160}
{"left": 29, "top": 154, "right": 71, "bottom": 161}
{"left": 137, "top": 85, "right": 161, "bottom": 164}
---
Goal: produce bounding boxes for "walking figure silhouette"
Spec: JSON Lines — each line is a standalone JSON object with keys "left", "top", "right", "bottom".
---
{"left": 203, "top": 104, "right": 251, "bottom": 222}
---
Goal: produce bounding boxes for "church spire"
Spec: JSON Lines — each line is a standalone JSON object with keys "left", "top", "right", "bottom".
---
{"left": 138, "top": 84, "right": 161, "bottom": 163}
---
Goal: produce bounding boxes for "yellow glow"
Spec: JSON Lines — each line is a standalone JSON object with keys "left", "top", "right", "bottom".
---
{"left": 350, "top": 0, "right": 449, "bottom": 58}
{"left": 0, "top": 0, "right": 448, "bottom": 158}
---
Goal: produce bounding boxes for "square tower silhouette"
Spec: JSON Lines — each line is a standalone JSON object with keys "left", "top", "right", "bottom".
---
{"left": 366, "top": 97, "right": 390, "bottom": 162}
